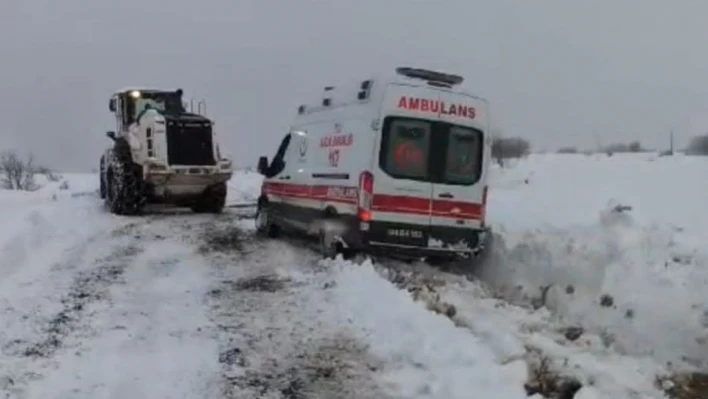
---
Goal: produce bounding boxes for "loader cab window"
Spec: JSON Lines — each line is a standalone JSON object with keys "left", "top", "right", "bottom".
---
{"left": 122, "top": 95, "right": 137, "bottom": 127}
{"left": 122, "top": 91, "right": 186, "bottom": 125}
{"left": 111, "top": 96, "right": 127, "bottom": 131}
{"left": 135, "top": 98, "right": 166, "bottom": 114}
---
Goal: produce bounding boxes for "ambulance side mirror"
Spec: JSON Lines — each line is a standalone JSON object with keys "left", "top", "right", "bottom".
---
{"left": 257, "top": 156, "right": 269, "bottom": 175}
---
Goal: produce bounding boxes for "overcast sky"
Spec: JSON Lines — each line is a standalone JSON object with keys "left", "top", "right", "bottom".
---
{"left": 2, "top": 0, "right": 708, "bottom": 170}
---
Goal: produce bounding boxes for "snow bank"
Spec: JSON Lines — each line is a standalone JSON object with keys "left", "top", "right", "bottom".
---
{"left": 482, "top": 153, "right": 708, "bottom": 368}
{"left": 227, "top": 169, "right": 262, "bottom": 205}
{"left": 224, "top": 155, "right": 708, "bottom": 368}
{"left": 321, "top": 258, "right": 528, "bottom": 399}
{"left": 0, "top": 173, "right": 102, "bottom": 280}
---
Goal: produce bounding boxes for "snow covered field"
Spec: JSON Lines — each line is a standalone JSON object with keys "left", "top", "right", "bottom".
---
{"left": 484, "top": 153, "right": 708, "bottom": 369}
{"left": 0, "top": 155, "right": 706, "bottom": 399}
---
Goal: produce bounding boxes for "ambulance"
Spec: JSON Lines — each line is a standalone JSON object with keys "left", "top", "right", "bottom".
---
{"left": 255, "top": 67, "right": 492, "bottom": 262}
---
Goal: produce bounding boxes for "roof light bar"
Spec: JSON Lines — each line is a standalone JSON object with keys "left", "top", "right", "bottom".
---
{"left": 395, "top": 67, "right": 463, "bottom": 86}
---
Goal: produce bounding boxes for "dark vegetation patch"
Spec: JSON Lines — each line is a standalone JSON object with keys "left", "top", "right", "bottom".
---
{"left": 658, "top": 371, "right": 708, "bottom": 399}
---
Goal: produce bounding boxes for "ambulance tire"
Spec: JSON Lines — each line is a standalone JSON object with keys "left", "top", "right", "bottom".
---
{"left": 191, "top": 183, "right": 226, "bottom": 214}
{"left": 426, "top": 256, "right": 455, "bottom": 267}
{"left": 318, "top": 228, "right": 340, "bottom": 259}
{"left": 473, "top": 229, "right": 497, "bottom": 266}
{"left": 255, "top": 201, "right": 280, "bottom": 238}
{"left": 105, "top": 149, "right": 146, "bottom": 216}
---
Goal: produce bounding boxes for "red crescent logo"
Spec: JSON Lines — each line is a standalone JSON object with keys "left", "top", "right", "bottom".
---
{"left": 393, "top": 142, "right": 423, "bottom": 169}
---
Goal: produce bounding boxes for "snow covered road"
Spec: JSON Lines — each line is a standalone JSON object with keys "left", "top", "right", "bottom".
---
{"left": 0, "top": 192, "right": 391, "bottom": 398}
{"left": 0, "top": 184, "right": 528, "bottom": 399}
{"left": 1, "top": 155, "right": 707, "bottom": 399}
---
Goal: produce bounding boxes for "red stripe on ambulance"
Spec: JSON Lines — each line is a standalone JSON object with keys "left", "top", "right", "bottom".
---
{"left": 264, "top": 182, "right": 482, "bottom": 220}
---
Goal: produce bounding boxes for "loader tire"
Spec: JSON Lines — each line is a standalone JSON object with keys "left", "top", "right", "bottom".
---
{"left": 191, "top": 182, "right": 226, "bottom": 214}
{"left": 99, "top": 155, "right": 106, "bottom": 199}
{"left": 105, "top": 146, "right": 146, "bottom": 216}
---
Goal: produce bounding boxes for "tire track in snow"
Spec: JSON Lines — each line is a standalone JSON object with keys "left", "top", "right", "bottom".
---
{"left": 0, "top": 220, "right": 145, "bottom": 399}
{"left": 9, "top": 245, "right": 141, "bottom": 359}
{"left": 24, "top": 218, "right": 223, "bottom": 399}
{"left": 198, "top": 218, "right": 391, "bottom": 399}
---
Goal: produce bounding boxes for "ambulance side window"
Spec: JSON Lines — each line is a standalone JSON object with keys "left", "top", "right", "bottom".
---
{"left": 267, "top": 133, "right": 292, "bottom": 177}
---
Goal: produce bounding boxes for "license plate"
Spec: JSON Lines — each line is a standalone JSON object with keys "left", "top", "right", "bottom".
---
{"left": 386, "top": 228, "right": 424, "bottom": 239}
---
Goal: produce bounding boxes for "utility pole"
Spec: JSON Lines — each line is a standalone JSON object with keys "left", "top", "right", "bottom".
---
{"left": 592, "top": 130, "right": 602, "bottom": 153}
{"left": 669, "top": 129, "right": 674, "bottom": 155}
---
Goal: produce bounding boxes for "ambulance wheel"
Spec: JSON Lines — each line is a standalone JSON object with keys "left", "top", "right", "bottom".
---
{"left": 192, "top": 183, "right": 226, "bottom": 214}
{"left": 319, "top": 228, "right": 341, "bottom": 259}
{"left": 426, "top": 256, "right": 455, "bottom": 267}
{"left": 255, "top": 202, "right": 279, "bottom": 238}
{"left": 473, "top": 229, "right": 497, "bottom": 266}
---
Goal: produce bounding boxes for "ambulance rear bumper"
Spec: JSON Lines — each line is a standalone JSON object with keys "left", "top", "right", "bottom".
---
{"left": 341, "top": 218, "right": 487, "bottom": 260}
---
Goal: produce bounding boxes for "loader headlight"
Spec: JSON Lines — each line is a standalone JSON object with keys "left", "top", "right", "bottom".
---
{"left": 130, "top": 90, "right": 141, "bottom": 98}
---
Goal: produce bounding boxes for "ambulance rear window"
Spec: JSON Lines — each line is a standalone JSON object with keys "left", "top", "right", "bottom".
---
{"left": 379, "top": 117, "right": 485, "bottom": 186}
{"left": 443, "top": 126, "right": 484, "bottom": 185}
{"left": 381, "top": 119, "right": 431, "bottom": 180}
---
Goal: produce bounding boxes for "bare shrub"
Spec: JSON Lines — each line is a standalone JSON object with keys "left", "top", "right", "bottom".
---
{"left": 0, "top": 151, "right": 38, "bottom": 191}
{"left": 628, "top": 140, "right": 643, "bottom": 152}
{"left": 602, "top": 141, "right": 645, "bottom": 154}
{"left": 686, "top": 135, "right": 708, "bottom": 156}
{"left": 492, "top": 137, "right": 531, "bottom": 166}
{"left": 36, "top": 166, "right": 62, "bottom": 182}
{"left": 524, "top": 351, "right": 583, "bottom": 398}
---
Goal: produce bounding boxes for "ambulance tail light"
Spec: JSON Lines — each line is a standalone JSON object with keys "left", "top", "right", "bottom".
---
{"left": 481, "top": 185, "right": 488, "bottom": 227}
{"left": 358, "top": 171, "right": 374, "bottom": 222}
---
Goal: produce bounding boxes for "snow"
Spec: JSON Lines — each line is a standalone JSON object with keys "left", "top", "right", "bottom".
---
{"left": 1, "top": 154, "right": 708, "bottom": 398}
{"left": 482, "top": 153, "right": 708, "bottom": 369}
{"left": 322, "top": 258, "right": 528, "bottom": 398}
{"left": 226, "top": 169, "right": 262, "bottom": 205}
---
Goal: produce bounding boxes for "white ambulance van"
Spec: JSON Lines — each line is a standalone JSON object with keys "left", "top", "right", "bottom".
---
{"left": 255, "top": 67, "right": 492, "bottom": 261}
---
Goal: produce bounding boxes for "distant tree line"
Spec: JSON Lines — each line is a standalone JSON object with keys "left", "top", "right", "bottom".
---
{"left": 555, "top": 140, "right": 646, "bottom": 155}
{"left": 553, "top": 133, "right": 708, "bottom": 157}
{"left": 686, "top": 134, "right": 708, "bottom": 155}
{"left": 488, "top": 131, "right": 708, "bottom": 161}
{"left": 491, "top": 137, "right": 531, "bottom": 165}
{"left": 600, "top": 141, "right": 644, "bottom": 154}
